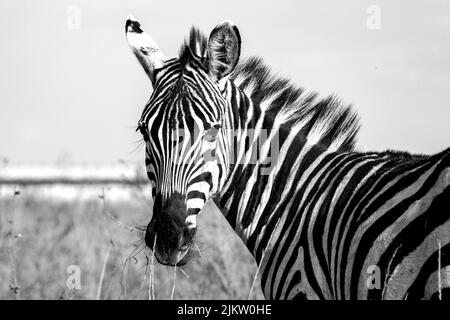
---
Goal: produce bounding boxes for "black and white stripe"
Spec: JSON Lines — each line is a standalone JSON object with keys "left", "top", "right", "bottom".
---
{"left": 129, "top": 20, "right": 450, "bottom": 299}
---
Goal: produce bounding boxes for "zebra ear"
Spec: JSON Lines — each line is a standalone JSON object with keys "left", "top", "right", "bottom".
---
{"left": 125, "top": 15, "right": 168, "bottom": 85}
{"left": 205, "top": 21, "right": 241, "bottom": 81}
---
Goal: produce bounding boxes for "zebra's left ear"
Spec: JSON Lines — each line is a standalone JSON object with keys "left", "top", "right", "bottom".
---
{"left": 205, "top": 21, "right": 241, "bottom": 81}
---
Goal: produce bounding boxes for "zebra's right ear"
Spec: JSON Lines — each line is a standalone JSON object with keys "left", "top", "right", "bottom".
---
{"left": 125, "top": 15, "right": 168, "bottom": 85}
{"left": 205, "top": 21, "right": 241, "bottom": 82}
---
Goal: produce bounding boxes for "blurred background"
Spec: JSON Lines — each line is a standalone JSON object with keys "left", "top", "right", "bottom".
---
{"left": 0, "top": 0, "right": 449, "bottom": 299}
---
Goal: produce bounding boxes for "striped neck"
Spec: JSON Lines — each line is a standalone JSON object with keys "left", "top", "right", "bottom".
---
{"left": 213, "top": 69, "right": 360, "bottom": 258}
{"left": 214, "top": 78, "right": 330, "bottom": 247}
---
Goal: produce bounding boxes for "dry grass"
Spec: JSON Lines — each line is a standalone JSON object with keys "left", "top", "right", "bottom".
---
{"left": 3, "top": 187, "right": 21, "bottom": 299}
{"left": 0, "top": 185, "right": 264, "bottom": 300}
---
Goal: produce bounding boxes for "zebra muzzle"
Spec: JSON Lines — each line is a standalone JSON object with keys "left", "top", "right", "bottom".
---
{"left": 145, "top": 200, "right": 197, "bottom": 266}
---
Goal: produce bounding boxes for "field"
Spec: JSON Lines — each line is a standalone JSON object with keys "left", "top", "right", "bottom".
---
{"left": 0, "top": 171, "right": 264, "bottom": 300}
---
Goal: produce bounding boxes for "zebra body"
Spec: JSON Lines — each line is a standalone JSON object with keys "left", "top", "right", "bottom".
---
{"left": 218, "top": 138, "right": 450, "bottom": 299}
{"left": 125, "top": 16, "right": 450, "bottom": 299}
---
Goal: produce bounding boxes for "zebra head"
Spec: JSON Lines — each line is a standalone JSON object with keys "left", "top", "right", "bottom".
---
{"left": 126, "top": 16, "right": 241, "bottom": 266}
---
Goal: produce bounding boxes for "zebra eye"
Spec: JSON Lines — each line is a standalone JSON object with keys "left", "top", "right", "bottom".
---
{"left": 137, "top": 121, "right": 147, "bottom": 135}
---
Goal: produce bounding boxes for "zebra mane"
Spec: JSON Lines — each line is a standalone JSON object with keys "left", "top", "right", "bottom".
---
{"left": 230, "top": 57, "right": 361, "bottom": 152}
{"left": 179, "top": 27, "right": 361, "bottom": 152}
{"left": 179, "top": 27, "right": 208, "bottom": 67}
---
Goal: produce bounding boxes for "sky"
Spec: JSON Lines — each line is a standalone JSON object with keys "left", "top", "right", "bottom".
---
{"left": 0, "top": 0, "right": 449, "bottom": 164}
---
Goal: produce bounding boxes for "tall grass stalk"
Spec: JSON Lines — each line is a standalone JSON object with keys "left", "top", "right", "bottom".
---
{"left": 6, "top": 187, "right": 21, "bottom": 300}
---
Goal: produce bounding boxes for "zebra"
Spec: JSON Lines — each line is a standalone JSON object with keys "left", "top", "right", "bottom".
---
{"left": 125, "top": 15, "right": 450, "bottom": 300}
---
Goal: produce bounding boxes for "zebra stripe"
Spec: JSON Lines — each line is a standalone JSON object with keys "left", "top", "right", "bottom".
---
{"left": 130, "top": 22, "right": 450, "bottom": 299}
